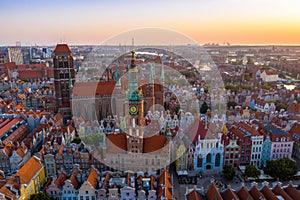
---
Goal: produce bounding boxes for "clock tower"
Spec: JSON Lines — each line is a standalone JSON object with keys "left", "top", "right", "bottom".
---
{"left": 126, "top": 39, "right": 144, "bottom": 153}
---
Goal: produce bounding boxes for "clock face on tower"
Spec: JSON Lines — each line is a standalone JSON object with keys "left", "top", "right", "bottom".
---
{"left": 129, "top": 105, "right": 138, "bottom": 115}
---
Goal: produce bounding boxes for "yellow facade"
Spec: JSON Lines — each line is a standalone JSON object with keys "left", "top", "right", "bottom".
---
{"left": 175, "top": 144, "right": 187, "bottom": 171}
{"left": 19, "top": 167, "right": 45, "bottom": 200}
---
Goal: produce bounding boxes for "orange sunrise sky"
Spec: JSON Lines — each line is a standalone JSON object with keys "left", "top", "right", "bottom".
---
{"left": 0, "top": 0, "right": 300, "bottom": 45}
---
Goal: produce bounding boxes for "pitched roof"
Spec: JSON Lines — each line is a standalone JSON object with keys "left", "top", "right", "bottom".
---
{"left": 54, "top": 44, "right": 71, "bottom": 53}
{"left": 19, "top": 69, "right": 43, "bottom": 79}
{"left": 272, "top": 184, "right": 293, "bottom": 200}
{"left": 54, "top": 172, "right": 67, "bottom": 187}
{"left": 16, "top": 156, "right": 43, "bottom": 184}
{"left": 249, "top": 185, "right": 265, "bottom": 200}
{"left": 187, "top": 119, "right": 209, "bottom": 145}
{"left": 143, "top": 135, "right": 167, "bottom": 153}
{"left": 206, "top": 183, "right": 222, "bottom": 200}
{"left": 264, "top": 70, "right": 278, "bottom": 76}
{"left": 283, "top": 184, "right": 300, "bottom": 199}
{"left": 69, "top": 168, "right": 80, "bottom": 189}
{"left": 87, "top": 168, "right": 99, "bottom": 189}
{"left": 236, "top": 122, "right": 260, "bottom": 136}
{"left": 222, "top": 188, "right": 239, "bottom": 200}
{"left": 237, "top": 186, "right": 254, "bottom": 200}
{"left": 260, "top": 185, "right": 278, "bottom": 200}
{"left": 158, "top": 171, "right": 173, "bottom": 200}
{"left": 186, "top": 190, "right": 204, "bottom": 200}
{"left": 72, "top": 81, "right": 116, "bottom": 97}
{"left": 106, "top": 133, "right": 127, "bottom": 153}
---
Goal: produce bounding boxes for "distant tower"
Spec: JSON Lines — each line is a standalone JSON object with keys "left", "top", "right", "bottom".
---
{"left": 53, "top": 44, "right": 75, "bottom": 122}
{"left": 126, "top": 39, "right": 144, "bottom": 153}
{"left": 7, "top": 47, "right": 23, "bottom": 64}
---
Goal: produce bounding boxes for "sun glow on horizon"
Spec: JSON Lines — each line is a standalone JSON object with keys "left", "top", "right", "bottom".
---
{"left": 0, "top": 0, "right": 299, "bottom": 46}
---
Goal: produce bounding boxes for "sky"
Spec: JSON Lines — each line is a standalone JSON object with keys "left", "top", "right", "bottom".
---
{"left": 1, "top": 0, "right": 300, "bottom": 45}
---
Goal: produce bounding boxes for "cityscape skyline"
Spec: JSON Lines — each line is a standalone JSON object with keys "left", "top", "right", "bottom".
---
{"left": 1, "top": 0, "right": 300, "bottom": 46}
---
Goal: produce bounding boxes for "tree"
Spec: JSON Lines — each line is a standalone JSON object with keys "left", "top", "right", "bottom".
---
{"left": 200, "top": 101, "right": 208, "bottom": 114}
{"left": 30, "top": 192, "right": 54, "bottom": 200}
{"left": 223, "top": 165, "right": 235, "bottom": 180}
{"left": 71, "top": 137, "right": 81, "bottom": 144}
{"left": 264, "top": 158, "right": 297, "bottom": 180}
{"left": 245, "top": 165, "right": 260, "bottom": 178}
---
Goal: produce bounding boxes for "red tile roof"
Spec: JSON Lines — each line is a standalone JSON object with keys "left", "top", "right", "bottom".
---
{"left": 284, "top": 184, "right": 300, "bottom": 199}
{"left": 222, "top": 188, "right": 239, "bottom": 200}
{"left": 19, "top": 69, "right": 43, "bottom": 79}
{"left": 0, "top": 118, "right": 22, "bottom": 137}
{"left": 54, "top": 44, "right": 72, "bottom": 53}
{"left": 264, "top": 70, "right": 278, "bottom": 76}
{"left": 237, "top": 186, "right": 254, "bottom": 200}
{"left": 235, "top": 122, "right": 260, "bottom": 136}
{"left": 260, "top": 185, "right": 278, "bottom": 200}
{"left": 143, "top": 135, "right": 167, "bottom": 153}
{"left": 73, "top": 81, "right": 116, "bottom": 97}
{"left": 186, "top": 190, "right": 203, "bottom": 200}
{"left": 158, "top": 171, "right": 173, "bottom": 200}
{"left": 106, "top": 133, "right": 127, "bottom": 153}
{"left": 206, "top": 183, "right": 222, "bottom": 200}
{"left": 54, "top": 172, "right": 67, "bottom": 187}
{"left": 272, "top": 184, "right": 293, "bottom": 200}
{"left": 4, "top": 62, "right": 17, "bottom": 70}
{"left": 69, "top": 168, "right": 80, "bottom": 189}
{"left": 249, "top": 185, "right": 265, "bottom": 200}
{"left": 87, "top": 168, "right": 98, "bottom": 189}
{"left": 290, "top": 123, "right": 300, "bottom": 142}
{"left": 187, "top": 119, "right": 209, "bottom": 145}
{"left": 17, "top": 156, "right": 43, "bottom": 184}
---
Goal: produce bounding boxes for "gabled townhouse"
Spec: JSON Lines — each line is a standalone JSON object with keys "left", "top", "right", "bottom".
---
{"left": 78, "top": 167, "right": 99, "bottom": 200}
{"left": 190, "top": 120, "right": 224, "bottom": 172}
{"left": 263, "top": 124, "right": 294, "bottom": 160}
{"left": 0, "top": 156, "right": 46, "bottom": 200}
{"left": 230, "top": 125, "right": 252, "bottom": 166}
{"left": 9, "top": 144, "right": 31, "bottom": 173}
{"left": 237, "top": 122, "right": 264, "bottom": 167}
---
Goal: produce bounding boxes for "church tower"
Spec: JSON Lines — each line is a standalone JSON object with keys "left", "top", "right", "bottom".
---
{"left": 126, "top": 39, "right": 144, "bottom": 153}
{"left": 53, "top": 44, "right": 75, "bottom": 122}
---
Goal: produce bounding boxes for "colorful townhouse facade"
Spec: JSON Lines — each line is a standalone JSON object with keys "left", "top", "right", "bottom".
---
{"left": 0, "top": 156, "right": 46, "bottom": 200}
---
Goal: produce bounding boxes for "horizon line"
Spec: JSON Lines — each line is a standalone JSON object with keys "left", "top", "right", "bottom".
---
{"left": 1, "top": 43, "right": 300, "bottom": 47}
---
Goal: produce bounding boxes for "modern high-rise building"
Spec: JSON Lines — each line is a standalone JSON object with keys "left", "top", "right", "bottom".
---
{"left": 53, "top": 44, "right": 75, "bottom": 122}
{"left": 7, "top": 47, "right": 23, "bottom": 64}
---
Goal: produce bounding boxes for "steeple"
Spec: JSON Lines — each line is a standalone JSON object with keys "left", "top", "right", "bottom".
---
{"left": 149, "top": 64, "right": 154, "bottom": 85}
{"left": 130, "top": 38, "right": 136, "bottom": 69}
{"left": 166, "top": 123, "right": 172, "bottom": 139}
{"left": 115, "top": 61, "right": 120, "bottom": 87}
{"left": 127, "top": 38, "right": 141, "bottom": 101}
